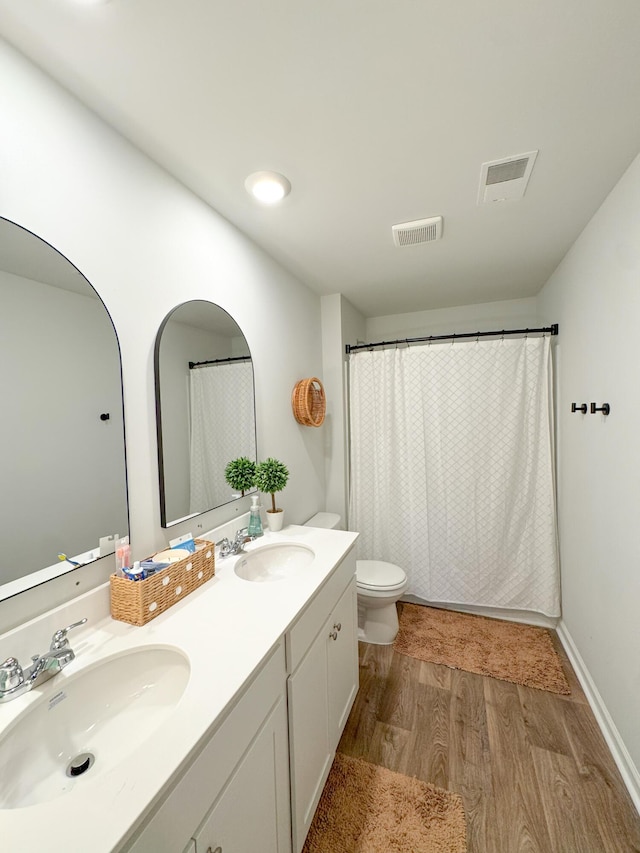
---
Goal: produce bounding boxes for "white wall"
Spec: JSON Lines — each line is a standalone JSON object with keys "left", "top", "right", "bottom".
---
{"left": 366, "top": 296, "right": 541, "bottom": 341}
{"left": 321, "top": 294, "right": 365, "bottom": 523}
{"left": 538, "top": 151, "right": 640, "bottom": 780}
{"left": 0, "top": 39, "right": 324, "bottom": 626}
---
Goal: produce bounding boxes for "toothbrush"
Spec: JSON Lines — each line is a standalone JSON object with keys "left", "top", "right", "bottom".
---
{"left": 58, "top": 553, "right": 81, "bottom": 566}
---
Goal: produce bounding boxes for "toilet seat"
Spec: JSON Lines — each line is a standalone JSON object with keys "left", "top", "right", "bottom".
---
{"left": 357, "top": 579, "right": 406, "bottom": 591}
{"left": 356, "top": 560, "right": 406, "bottom": 591}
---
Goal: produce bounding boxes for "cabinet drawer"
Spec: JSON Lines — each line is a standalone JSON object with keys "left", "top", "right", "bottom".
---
{"left": 286, "top": 548, "right": 356, "bottom": 673}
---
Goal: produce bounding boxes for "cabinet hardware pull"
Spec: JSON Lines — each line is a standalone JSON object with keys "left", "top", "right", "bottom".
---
{"left": 206, "top": 847, "right": 222, "bottom": 853}
{"left": 334, "top": 622, "right": 342, "bottom": 631}
{"left": 329, "top": 630, "right": 338, "bottom": 641}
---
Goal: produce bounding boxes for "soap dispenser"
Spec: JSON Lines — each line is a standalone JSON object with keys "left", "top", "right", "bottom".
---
{"left": 248, "top": 494, "right": 264, "bottom": 538}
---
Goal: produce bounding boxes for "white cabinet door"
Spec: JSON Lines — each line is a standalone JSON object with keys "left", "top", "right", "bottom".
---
{"left": 288, "top": 574, "right": 359, "bottom": 853}
{"left": 193, "top": 696, "right": 290, "bottom": 853}
{"left": 327, "top": 577, "right": 358, "bottom": 747}
{"left": 287, "top": 626, "right": 332, "bottom": 853}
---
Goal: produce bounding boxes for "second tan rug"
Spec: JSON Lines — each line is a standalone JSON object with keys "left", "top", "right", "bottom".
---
{"left": 302, "top": 753, "right": 466, "bottom": 853}
{"left": 394, "top": 603, "right": 570, "bottom": 694}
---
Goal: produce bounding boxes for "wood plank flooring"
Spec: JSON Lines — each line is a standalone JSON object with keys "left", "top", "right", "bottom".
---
{"left": 338, "top": 608, "right": 640, "bottom": 852}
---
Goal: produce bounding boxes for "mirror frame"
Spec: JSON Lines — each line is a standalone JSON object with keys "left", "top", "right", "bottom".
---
{"left": 154, "top": 300, "right": 257, "bottom": 528}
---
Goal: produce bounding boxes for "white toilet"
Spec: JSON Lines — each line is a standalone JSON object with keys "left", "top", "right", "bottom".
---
{"left": 304, "top": 513, "right": 408, "bottom": 645}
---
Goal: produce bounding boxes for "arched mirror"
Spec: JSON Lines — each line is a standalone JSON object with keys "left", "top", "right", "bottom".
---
{"left": 0, "top": 218, "right": 129, "bottom": 601}
{"left": 154, "top": 300, "right": 257, "bottom": 527}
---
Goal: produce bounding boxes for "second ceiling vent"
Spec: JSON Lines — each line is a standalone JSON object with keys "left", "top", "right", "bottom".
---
{"left": 478, "top": 150, "right": 538, "bottom": 204}
{"left": 392, "top": 216, "right": 443, "bottom": 248}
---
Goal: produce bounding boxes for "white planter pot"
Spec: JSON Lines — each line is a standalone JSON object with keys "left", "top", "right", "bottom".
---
{"left": 266, "top": 509, "right": 285, "bottom": 532}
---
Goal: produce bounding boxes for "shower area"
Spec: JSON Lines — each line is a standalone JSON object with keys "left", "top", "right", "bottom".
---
{"left": 347, "top": 325, "right": 560, "bottom": 619}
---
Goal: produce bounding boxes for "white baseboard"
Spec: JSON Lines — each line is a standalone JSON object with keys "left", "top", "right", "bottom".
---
{"left": 557, "top": 620, "right": 640, "bottom": 815}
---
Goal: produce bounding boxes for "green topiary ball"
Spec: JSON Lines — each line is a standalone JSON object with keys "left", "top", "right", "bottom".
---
{"left": 224, "top": 457, "right": 257, "bottom": 496}
{"left": 254, "top": 458, "right": 289, "bottom": 511}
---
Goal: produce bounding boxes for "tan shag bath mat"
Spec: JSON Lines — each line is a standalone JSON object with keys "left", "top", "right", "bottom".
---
{"left": 302, "top": 753, "right": 466, "bottom": 853}
{"left": 394, "top": 603, "right": 570, "bottom": 695}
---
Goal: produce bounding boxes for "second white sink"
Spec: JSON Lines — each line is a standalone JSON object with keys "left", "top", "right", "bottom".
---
{"left": 234, "top": 543, "right": 315, "bottom": 583}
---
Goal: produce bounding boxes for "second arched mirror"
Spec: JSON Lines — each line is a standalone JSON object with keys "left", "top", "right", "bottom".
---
{"left": 154, "top": 300, "right": 257, "bottom": 527}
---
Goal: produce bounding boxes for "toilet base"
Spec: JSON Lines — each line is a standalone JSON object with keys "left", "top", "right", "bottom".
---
{"left": 357, "top": 600, "right": 400, "bottom": 645}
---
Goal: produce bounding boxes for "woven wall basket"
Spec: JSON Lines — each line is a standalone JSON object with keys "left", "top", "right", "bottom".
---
{"left": 292, "top": 377, "right": 326, "bottom": 427}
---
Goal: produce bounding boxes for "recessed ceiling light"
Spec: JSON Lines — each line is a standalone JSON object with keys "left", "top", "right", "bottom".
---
{"left": 245, "top": 171, "right": 291, "bottom": 205}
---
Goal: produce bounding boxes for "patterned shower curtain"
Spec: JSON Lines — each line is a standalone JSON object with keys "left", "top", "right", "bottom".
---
{"left": 189, "top": 360, "right": 256, "bottom": 514}
{"left": 348, "top": 336, "right": 560, "bottom": 617}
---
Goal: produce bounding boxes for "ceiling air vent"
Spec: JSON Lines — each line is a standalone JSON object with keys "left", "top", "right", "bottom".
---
{"left": 478, "top": 150, "right": 538, "bottom": 204}
{"left": 392, "top": 216, "right": 443, "bottom": 248}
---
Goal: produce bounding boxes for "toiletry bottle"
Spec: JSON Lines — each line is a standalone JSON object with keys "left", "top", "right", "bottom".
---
{"left": 248, "top": 494, "right": 264, "bottom": 538}
{"left": 123, "top": 561, "right": 146, "bottom": 581}
{"left": 115, "top": 536, "right": 131, "bottom": 577}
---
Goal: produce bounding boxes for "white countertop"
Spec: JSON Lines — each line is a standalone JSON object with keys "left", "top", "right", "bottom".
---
{"left": 0, "top": 525, "right": 358, "bottom": 853}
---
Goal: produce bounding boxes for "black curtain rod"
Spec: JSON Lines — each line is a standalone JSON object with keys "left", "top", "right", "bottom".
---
{"left": 345, "top": 323, "right": 558, "bottom": 354}
{"left": 189, "top": 355, "right": 252, "bottom": 369}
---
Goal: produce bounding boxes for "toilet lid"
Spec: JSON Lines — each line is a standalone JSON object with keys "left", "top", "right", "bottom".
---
{"left": 356, "top": 560, "right": 406, "bottom": 590}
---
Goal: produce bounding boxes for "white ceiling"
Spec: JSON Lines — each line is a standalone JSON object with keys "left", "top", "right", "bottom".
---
{"left": 2, "top": 0, "right": 640, "bottom": 318}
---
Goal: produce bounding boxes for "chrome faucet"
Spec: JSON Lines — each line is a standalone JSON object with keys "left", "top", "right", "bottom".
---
{"left": 218, "top": 528, "right": 255, "bottom": 558}
{"left": 0, "top": 618, "right": 87, "bottom": 704}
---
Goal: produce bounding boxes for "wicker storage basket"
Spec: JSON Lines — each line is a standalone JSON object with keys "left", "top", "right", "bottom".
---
{"left": 110, "top": 539, "right": 215, "bottom": 626}
{"left": 292, "top": 377, "right": 326, "bottom": 427}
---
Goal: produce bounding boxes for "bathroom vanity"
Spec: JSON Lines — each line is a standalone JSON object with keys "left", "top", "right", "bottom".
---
{"left": 0, "top": 525, "right": 358, "bottom": 853}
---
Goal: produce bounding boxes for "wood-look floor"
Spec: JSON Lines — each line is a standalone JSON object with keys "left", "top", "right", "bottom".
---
{"left": 338, "top": 607, "right": 640, "bottom": 853}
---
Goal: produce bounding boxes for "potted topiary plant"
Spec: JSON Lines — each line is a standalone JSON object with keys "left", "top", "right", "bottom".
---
{"left": 224, "top": 456, "right": 257, "bottom": 497}
{"left": 254, "top": 457, "right": 289, "bottom": 531}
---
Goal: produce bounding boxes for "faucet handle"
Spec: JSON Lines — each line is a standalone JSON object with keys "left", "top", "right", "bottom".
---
{"left": 50, "top": 618, "right": 88, "bottom": 651}
{"left": 0, "top": 657, "right": 24, "bottom": 693}
{"left": 218, "top": 537, "right": 232, "bottom": 557}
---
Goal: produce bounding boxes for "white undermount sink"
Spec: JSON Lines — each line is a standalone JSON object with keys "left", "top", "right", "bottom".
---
{"left": 0, "top": 646, "right": 190, "bottom": 809}
{"left": 234, "top": 543, "right": 315, "bottom": 583}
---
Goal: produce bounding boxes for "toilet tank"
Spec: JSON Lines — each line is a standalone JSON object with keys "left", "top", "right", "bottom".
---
{"left": 303, "top": 512, "right": 342, "bottom": 530}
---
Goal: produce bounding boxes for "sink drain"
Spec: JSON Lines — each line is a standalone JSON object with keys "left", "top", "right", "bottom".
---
{"left": 66, "top": 752, "right": 95, "bottom": 778}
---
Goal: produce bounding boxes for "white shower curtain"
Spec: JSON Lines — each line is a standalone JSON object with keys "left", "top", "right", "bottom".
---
{"left": 189, "top": 360, "right": 256, "bottom": 513}
{"left": 348, "top": 336, "right": 560, "bottom": 617}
